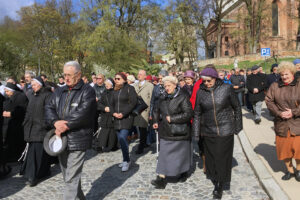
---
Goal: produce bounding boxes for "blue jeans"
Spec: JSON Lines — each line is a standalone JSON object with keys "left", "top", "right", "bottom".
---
{"left": 236, "top": 92, "right": 243, "bottom": 106}
{"left": 116, "top": 129, "right": 130, "bottom": 162}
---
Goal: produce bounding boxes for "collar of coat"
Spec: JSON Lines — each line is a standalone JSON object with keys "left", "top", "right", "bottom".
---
{"left": 278, "top": 77, "right": 297, "bottom": 87}
{"left": 62, "top": 79, "right": 84, "bottom": 91}
{"left": 162, "top": 86, "right": 181, "bottom": 100}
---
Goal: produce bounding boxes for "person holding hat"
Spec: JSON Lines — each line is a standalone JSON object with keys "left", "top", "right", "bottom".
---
{"left": 111, "top": 72, "right": 137, "bottom": 172}
{"left": 152, "top": 76, "right": 193, "bottom": 189}
{"left": 266, "top": 63, "right": 280, "bottom": 89}
{"left": 96, "top": 78, "right": 118, "bottom": 152}
{"left": 246, "top": 65, "right": 267, "bottom": 124}
{"left": 2, "top": 82, "right": 27, "bottom": 163}
{"left": 192, "top": 66, "right": 242, "bottom": 199}
{"left": 20, "top": 76, "right": 52, "bottom": 186}
{"left": 45, "top": 61, "right": 96, "bottom": 200}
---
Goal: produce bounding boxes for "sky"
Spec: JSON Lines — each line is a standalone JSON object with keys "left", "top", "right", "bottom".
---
{"left": 0, "top": 0, "right": 168, "bottom": 22}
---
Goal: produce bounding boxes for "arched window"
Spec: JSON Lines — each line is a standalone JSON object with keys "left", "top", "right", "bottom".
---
{"left": 272, "top": 1, "right": 279, "bottom": 36}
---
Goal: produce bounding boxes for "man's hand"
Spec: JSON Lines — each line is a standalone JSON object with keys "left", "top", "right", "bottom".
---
{"left": 233, "top": 86, "right": 239, "bottom": 89}
{"left": 3, "top": 111, "right": 11, "bottom": 118}
{"left": 54, "top": 120, "right": 69, "bottom": 136}
{"left": 153, "top": 123, "right": 158, "bottom": 129}
{"left": 105, "top": 107, "right": 110, "bottom": 112}
{"left": 96, "top": 97, "right": 98, "bottom": 102}
{"left": 149, "top": 116, "right": 152, "bottom": 120}
{"left": 253, "top": 88, "right": 259, "bottom": 94}
{"left": 113, "top": 113, "right": 123, "bottom": 119}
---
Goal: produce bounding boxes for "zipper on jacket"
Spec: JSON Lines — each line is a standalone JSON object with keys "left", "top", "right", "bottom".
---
{"left": 62, "top": 90, "right": 71, "bottom": 119}
{"left": 117, "top": 88, "right": 121, "bottom": 127}
{"left": 211, "top": 91, "right": 220, "bottom": 136}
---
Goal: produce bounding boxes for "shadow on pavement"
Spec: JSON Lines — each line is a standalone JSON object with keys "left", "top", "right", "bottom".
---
{"left": 86, "top": 144, "right": 143, "bottom": 200}
{"left": 254, "top": 143, "right": 285, "bottom": 173}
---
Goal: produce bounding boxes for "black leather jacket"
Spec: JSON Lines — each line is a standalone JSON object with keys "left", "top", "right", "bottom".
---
{"left": 153, "top": 87, "right": 193, "bottom": 141}
{"left": 93, "top": 84, "right": 106, "bottom": 104}
{"left": 192, "top": 79, "right": 242, "bottom": 137}
{"left": 45, "top": 79, "right": 96, "bottom": 151}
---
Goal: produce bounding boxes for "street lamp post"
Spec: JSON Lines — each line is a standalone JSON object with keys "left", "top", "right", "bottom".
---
{"left": 148, "top": 40, "right": 154, "bottom": 65}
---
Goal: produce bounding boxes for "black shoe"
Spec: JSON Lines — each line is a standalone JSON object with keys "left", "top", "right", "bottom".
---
{"left": 223, "top": 182, "right": 230, "bottom": 191}
{"left": 151, "top": 176, "right": 167, "bottom": 189}
{"left": 281, "top": 171, "right": 294, "bottom": 180}
{"left": 135, "top": 148, "right": 144, "bottom": 155}
{"left": 213, "top": 182, "right": 223, "bottom": 199}
{"left": 26, "top": 179, "right": 38, "bottom": 187}
{"left": 254, "top": 119, "right": 261, "bottom": 124}
{"left": 295, "top": 170, "right": 300, "bottom": 182}
{"left": 178, "top": 172, "right": 188, "bottom": 183}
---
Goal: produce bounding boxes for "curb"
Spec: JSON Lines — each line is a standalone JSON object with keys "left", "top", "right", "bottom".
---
{"left": 237, "top": 130, "right": 289, "bottom": 200}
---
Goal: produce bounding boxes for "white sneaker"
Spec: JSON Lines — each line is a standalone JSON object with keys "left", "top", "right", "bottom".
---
{"left": 118, "top": 162, "right": 125, "bottom": 168}
{"left": 121, "top": 161, "right": 130, "bottom": 172}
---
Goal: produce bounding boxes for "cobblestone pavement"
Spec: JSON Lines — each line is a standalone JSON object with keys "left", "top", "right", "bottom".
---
{"left": 0, "top": 136, "right": 268, "bottom": 200}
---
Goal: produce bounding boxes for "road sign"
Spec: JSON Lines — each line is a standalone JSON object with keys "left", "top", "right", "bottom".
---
{"left": 261, "top": 48, "right": 271, "bottom": 57}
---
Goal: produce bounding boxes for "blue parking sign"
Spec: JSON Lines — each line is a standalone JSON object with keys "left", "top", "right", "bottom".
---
{"left": 261, "top": 48, "right": 271, "bottom": 57}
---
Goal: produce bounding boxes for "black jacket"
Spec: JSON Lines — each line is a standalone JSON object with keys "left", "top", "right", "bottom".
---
{"left": 153, "top": 87, "right": 193, "bottom": 141}
{"left": 93, "top": 84, "right": 106, "bottom": 105}
{"left": 45, "top": 79, "right": 96, "bottom": 151}
{"left": 246, "top": 73, "right": 267, "bottom": 103}
{"left": 192, "top": 79, "right": 242, "bottom": 137}
{"left": 230, "top": 74, "right": 245, "bottom": 93}
{"left": 23, "top": 87, "right": 52, "bottom": 142}
{"left": 98, "top": 89, "right": 114, "bottom": 128}
{"left": 110, "top": 83, "right": 137, "bottom": 130}
{"left": 150, "top": 84, "right": 165, "bottom": 117}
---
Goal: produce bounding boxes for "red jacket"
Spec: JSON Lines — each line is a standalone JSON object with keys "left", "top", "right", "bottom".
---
{"left": 190, "top": 79, "right": 202, "bottom": 109}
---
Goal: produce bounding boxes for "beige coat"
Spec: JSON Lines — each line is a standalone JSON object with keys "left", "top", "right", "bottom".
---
{"left": 133, "top": 81, "right": 154, "bottom": 128}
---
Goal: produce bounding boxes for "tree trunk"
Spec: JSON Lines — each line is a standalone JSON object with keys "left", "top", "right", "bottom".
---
{"left": 216, "top": 22, "right": 222, "bottom": 58}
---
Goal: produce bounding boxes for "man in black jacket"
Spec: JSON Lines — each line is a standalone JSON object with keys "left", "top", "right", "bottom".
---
{"left": 246, "top": 65, "right": 267, "bottom": 124}
{"left": 230, "top": 68, "right": 245, "bottom": 106}
{"left": 45, "top": 61, "right": 96, "bottom": 200}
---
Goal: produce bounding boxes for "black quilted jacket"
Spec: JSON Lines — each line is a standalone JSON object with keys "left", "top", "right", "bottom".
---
{"left": 153, "top": 88, "right": 193, "bottom": 141}
{"left": 45, "top": 79, "right": 96, "bottom": 151}
{"left": 192, "top": 79, "right": 242, "bottom": 137}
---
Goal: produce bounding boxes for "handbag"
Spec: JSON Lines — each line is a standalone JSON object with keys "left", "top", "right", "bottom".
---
{"left": 127, "top": 87, "right": 148, "bottom": 116}
{"left": 132, "top": 96, "right": 148, "bottom": 116}
{"left": 170, "top": 123, "right": 190, "bottom": 136}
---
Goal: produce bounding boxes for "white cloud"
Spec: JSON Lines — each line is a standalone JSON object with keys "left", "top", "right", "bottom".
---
{"left": 0, "top": 0, "right": 34, "bottom": 21}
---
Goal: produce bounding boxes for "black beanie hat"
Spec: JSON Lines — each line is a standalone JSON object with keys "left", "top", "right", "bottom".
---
{"left": 33, "top": 76, "right": 45, "bottom": 86}
{"left": 5, "top": 82, "right": 19, "bottom": 91}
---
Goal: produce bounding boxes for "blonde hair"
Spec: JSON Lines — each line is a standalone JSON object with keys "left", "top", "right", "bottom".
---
{"left": 162, "top": 76, "right": 178, "bottom": 85}
{"left": 278, "top": 61, "right": 296, "bottom": 75}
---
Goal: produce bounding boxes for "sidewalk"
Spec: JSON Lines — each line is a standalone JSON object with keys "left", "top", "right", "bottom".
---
{"left": 242, "top": 103, "right": 300, "bottom": 200}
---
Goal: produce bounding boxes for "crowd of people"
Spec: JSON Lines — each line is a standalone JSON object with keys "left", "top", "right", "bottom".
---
{"left": 0, "top": 59, "right": 300, "bottom": 200}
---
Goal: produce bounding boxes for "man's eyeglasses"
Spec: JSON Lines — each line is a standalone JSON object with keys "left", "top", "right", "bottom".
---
{"left": 63, "top": 72, "right": 78, "bottom": 78}
{"left": 203, "top": 79, "right": 212, "bottom": 83}
{"left": 115, "top": 78, "right": 121, "bottom": 81}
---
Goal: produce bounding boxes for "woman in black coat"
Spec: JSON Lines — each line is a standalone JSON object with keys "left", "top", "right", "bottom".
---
{"left": 2, "top": 83, "right": 27, "bottom": 163}
{"left": 192, "top": 67, "right": 242, "bottom": 199}
{"left": 20, "top": 77, "right": 52, "bottom": 186}
{"left": 97, "top": 78, "right": 118, "bottom": 152}
{"left": 111, "top": 73, "right": 137, "bottom": 172}
{"left": 152, "top": 76, "right": 193, "bottom": 189}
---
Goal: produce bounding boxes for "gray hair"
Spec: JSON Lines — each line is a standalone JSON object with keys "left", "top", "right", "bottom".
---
{"left": 25, "top": 71, "right": 35, "bottom": 78}
{"left": 162, "top": 76, "right": 178, "bottom": 85}
{"left": 64, "top": 61, "right": 81, "bottom": 72}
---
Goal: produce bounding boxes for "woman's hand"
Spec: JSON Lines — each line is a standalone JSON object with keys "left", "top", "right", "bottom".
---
{"left": 153, "top": 123, "right": 158, "bottom": 129}
{"left": 280, "top": 109, "right": 293, "bottom": 119}
{"left": 105, "top": 107, "right": 110, "bottom": 112}
{"left": 113, "top": 113, "right": 123, "bottom": 119}
{"left": 166, "top": 116, "right": 171, "bottom": 123}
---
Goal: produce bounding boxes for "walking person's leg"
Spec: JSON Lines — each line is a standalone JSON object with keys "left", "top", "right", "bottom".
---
{"left": 116, "top": 129, "right": 130, "bottom": 171}
{"left": 255, "top": 101, "right": 263, "bottom": 122}
{"left": 136, "top": 127, "right": 148, "bottom": 154}
{"left": 58, "top": 150, "right": 86, "bottom": 200}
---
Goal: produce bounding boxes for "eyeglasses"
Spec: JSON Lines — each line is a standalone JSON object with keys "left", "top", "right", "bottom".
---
{"left": 203, "top": 79, "right": 212, "bottom": 83}
{"left": 96, "top": 78, "right": 102, "bottom": 80}
{"left": 115, "top": 78, "right": 121, "bottom": 81}
{"left": 63, "top": 72, "right": 78, "bottom": 78}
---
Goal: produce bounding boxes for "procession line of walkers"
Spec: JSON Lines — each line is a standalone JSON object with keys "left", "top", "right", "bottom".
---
{"left": 0, "top": 59, "right": 300, "bottom": 200}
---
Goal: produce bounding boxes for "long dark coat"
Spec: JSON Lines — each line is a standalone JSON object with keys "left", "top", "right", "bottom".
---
{"left": 2, "top": 90, "right": 28, "bottom": 162}
{"left": 246, "top": 73, "right": 267, "bottom": 103}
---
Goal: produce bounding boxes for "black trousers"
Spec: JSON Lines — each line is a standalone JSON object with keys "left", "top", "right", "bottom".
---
{"left": 204, "top": 135, "right": 234, "bottom": 183}
{"left": 138, "top": 127, "right": 148, "bottom": 150}
{"left": 20, "top": 142, "right": 51, "bottom": 180}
